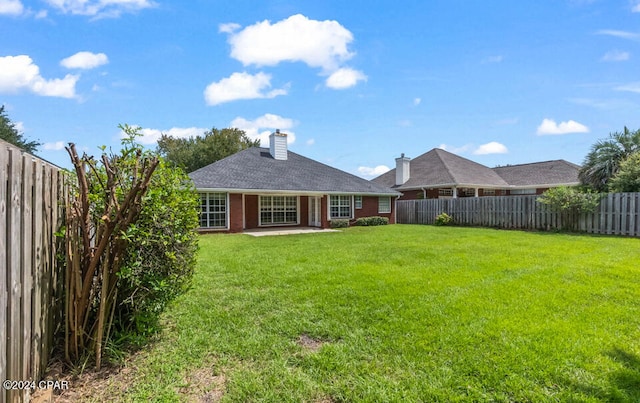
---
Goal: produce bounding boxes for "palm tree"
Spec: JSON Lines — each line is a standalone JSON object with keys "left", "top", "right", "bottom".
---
{"left": 579, "top": 127, "right": 640, "bottom": 192}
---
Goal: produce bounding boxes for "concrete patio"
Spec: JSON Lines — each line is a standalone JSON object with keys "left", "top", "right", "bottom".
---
{"left": 244, "top": 227, "right": 341, "bottom": 237}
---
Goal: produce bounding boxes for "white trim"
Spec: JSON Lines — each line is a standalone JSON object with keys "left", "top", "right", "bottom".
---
{"left": 198, "top": 191, "right": 229, "bottom": 230}
{"left": 354, "top": 195, "right": 363, "bottom": 209}
{"left": 195, "top": 187, "right": 399, "bottom": 197}
{"left": 396, "top": 182, "right": 580, "bottom": 191}
{"left": 308, "top": 196, "right": 322, "bottom": 227}
{"left": 242, "top": 193, "right": 246, "bottom": 229}
{"left": 378, "top": 196, "right": 392, "bottom": 214}
{"left": 258, "top": 195, "right": 300, "bottom": 227}
{"left": 328, "top": 194, "right": 354, "bottom": 219}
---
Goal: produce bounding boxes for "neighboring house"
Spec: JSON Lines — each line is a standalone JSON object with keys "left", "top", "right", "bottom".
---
{"left": 189, "top": 131, "right": 401, "bottom": 232}
{"left": 372, "top": 148, "right": 580, "bottom": 200}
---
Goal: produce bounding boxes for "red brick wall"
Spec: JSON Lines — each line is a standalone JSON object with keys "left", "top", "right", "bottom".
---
{"left": 398, "top": 190, "right": 423, "bottom": 200}
{"left": 244, "top": 195, "right": 258, "bottom": 229}
{"left": 228, "top": 193, "right": 244, "bottom": 233}
{"left": 243, "top": 194, "right": 310, "bottom": 229}
{"left": 321, "top": 196, "right": 329, "bottom": 228}
{"left": 299, "top": 196, "right": 309, "bottom": 227}
{"left": 354, "top": 196, "right": 395, "bottom": 224}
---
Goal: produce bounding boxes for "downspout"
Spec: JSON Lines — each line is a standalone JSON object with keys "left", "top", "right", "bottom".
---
{"left": 421, "top": 187, "right": 427, "bottom": 199}
{"left": 394, "top": 195, "right": 401, "bottom": 224}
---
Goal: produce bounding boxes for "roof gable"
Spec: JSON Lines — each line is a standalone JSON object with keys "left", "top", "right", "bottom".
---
{"left": 189, "top": 147, "right": 400, "bottom": 195}
{"left": 373, "top": 148, "right": 509, "bottom": 189}
{"left": 492, "top": 160, "right": 580, "bottom": 187}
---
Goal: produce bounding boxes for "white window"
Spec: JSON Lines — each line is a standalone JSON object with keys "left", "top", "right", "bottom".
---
{"left": 378, "top": 197, "right": 391, "bottom": 213}
{"left": 199, "top": 193, "right": 227, "bottom": 228}
{"left": 511, "top": 188, "right": 536, "bottom": 195}
{"left": 354, "top": 195, "right": 362, "bottom": 209}
{"left": 483, "top": 189, "right": 496, "bottom": 196}
{"left": 330, "top": 195, "right": 352, "bottom": 219}
{"left": 260, "top": 196, "right": 298, "bottom": 225}
{"left": 461, "top": 188, "right": 475, "bottom": 197}
{"left": 438, "top": 188, "right": 453, "bottom": 197}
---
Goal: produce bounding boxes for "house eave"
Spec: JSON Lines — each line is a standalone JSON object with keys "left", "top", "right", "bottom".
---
{"left": 195, "top": 187, "right": 400, "bottom": 197}
{"left": 395, "top": 181, "right": 579, "bottom": 191}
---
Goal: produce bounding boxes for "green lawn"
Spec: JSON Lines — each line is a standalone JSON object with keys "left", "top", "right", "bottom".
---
{"left": 106, "top": 225, "right": 640, "bottom": 402}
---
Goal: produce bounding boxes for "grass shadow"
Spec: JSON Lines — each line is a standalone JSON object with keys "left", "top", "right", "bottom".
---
{"left": 562, "top": 347, "right": 640, "bottom": 402}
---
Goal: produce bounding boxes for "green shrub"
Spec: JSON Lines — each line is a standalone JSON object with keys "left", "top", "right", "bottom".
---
{"left": 537, "top": 186, "right": 601, "bottom": 213}
{"left": 116, "top": 158, "right": 200, "bottom": 341}
{"left": 609, "top": 152, "right": 640, "bottom": 192}
{"left": 355, "top": 216, "right": 389, "bottom": 226}
{"left": 330, "top": 219, "right": 349, "bottom": 228}
{"left": 434, "top": 212, "right": 453, "bottom": 226}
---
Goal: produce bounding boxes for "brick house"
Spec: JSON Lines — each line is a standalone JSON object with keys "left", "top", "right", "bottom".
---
{"left": 189, "top": 131, "right": 401, "bottom": 232}
{"left": 372, "top": 148, "right": 580, "bottom": 200}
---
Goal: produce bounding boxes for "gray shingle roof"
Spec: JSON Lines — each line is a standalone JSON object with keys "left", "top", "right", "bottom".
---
{"left": 372, "top": 148, "right": 581, "bottom": 189}
{"left": 372, "top": 148, "right": 509, "bottom": 190}
{"left": 493, "top": 160, "right": 581, "bottom": 187}
{"left": 189, "top": 147, "right": 400, "bottom": 196}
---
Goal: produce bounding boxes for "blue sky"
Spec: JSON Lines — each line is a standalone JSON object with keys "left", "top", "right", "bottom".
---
{"left": 2, "top": 0, "right": 640, "bottom": 177}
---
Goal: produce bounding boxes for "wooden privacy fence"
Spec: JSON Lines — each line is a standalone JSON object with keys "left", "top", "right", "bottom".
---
{"left": 397, "top": 193, "right": 640, "bottom": 237}
{"left": 1, "top": 140, "right": 66, "bottom": 403}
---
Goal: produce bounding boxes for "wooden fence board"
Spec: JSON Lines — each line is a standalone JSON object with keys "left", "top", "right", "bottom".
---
{"left": 1, "top": 140, "right": 67, "bottom": 402}
{"left": 0, "top": 146, "right": 7, "bottom": 403}
{"left": 8, "top": 148, "right": 23, "bottom": 403}
{"left": 21, "top": 158, "right": 33, "bottom": 385}
{"left": 397, "top": 193, "right": 640, "bottom": 237}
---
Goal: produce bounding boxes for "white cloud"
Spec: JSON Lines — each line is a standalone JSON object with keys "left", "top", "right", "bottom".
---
{"left": 325, "top": 67, "right": 367, "bottom": 89}
{"left": 44, "top": 141, "right": 65, "bottom": 150}
{"left": 413, "top": 98, "right": 421, "bottom": 106}
{"left": 131, "top": 126, "right": 206, "bottom": 145}
{"left": 225, "top": 14, "right": 355, "bottom": 72}
{"left": 596, "top": 29, "right": 640, "bottom": 41}
{"left": 536, "top": 118, "right": 589, "bottom": 135}
{"left": 44, "top": 0, "right": 156, "bottom": 17}
{"left": 601, "top": 50, "right": 630, "bottom": 62}
{"left": 0, "top": 0, "right": 24, "bottom": 15}
{"left": 204, "top": 71, "right": 287, "bottom": 105}
{"left": 0, "top": 55, "right": 78, "bottom": 98}
{"left": 357, "top": 165, "right": 390, "bottom": 178}
{"left": 437, "top": 143, "right": 473, "bottom": 154}
{"left": 615, "top": 82, "right": 640, "bottom": 93}
{"left": 632, "top": 1, "right": 640, "bottom": 12}
{"left": 61, "top": 51, "right": 108, "bottom": 69}
{"left": 230, "top": 113, "right": 295, "bottom": 146}
{"left": 218, "top": 22, "right": 240, "bottom": 33}
{"left": 473, "top": 142, "right": 508, "bottom": 155}
{"left": 306, "top": 138, "right": 315, "bottom": 146}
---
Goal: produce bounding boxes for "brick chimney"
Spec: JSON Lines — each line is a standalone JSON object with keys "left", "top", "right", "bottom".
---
{"left": 395, "top": 153, "right": 410, "bottom": 185}
{"left": 269, "top": 129, "right": 288, "bottom": 160}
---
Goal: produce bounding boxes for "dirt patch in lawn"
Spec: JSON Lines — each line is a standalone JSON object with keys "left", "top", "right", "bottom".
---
{"left": 297, "top": 333, "right": 326, "bottom": 353}
{"left": 178, "top": 365, "right": 226, "bottom": 402}
{"left": 30, "top": 354, "right": 225, "bottom": 402}
{"left": 30, "top": 356, "right": 140, "bottom": 402}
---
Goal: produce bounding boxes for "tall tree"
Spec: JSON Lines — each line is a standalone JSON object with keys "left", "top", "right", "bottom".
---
{"left": 0, "top": 105, "right": 41, "bottom": 153}
{"left": 578, "top": 127, "right": 640, "bottom": 192}
{"left": 156, "top": 127, "right": 260, "bottom": 173}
